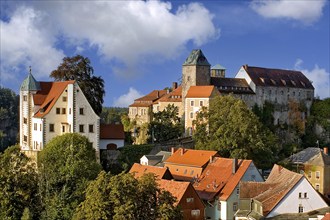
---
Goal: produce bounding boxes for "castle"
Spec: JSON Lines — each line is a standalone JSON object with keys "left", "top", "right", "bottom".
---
{"left": 129, "top": 49, "right": 314, "bottom": 135}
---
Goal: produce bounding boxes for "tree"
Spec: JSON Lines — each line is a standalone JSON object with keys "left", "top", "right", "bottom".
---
{"left": 74, "top": 172, "right": 182, "bottom": 220}
{"left": 50, "top": 55, "right": 105, "bottom": 115}
{"left": 0, "top": 87, "right": 19, "bottom": 152}
{"left": 38, "top": 133, "right": 101, "bottom": 220}
{"left": 0, "top": 145, "right": 40, "bottom": 219}
{"left": 193, "top": 95, "right": 278, "bottom": 169}
{"left": 148, "top": 104, "right": 184, "bottom": 143}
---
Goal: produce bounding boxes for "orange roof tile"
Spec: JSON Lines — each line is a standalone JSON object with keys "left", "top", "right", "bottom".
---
{"left": 129, "top": 163, "right": 170, "bottom": 179}
{"left": 164, "top": 148, "right": 218, "bottom": 167}
{"left": 129, "top": 89, "right": 168, "bottom": 107}
{"left": 100, "top": 124, "right": 125, "bottom": 139}
{"left": 240, "top": 164, "right": 303, "bottom": 216}
{"left": 193, "top": 157, "right": 252, "bottom": 201}
{"left": 322, "top": 213, "right": 330, "bottom": 220}
{"left": 185, "top": 85, "right": 217, "bottom": 98}
{"left": 155, "top": 86, "right": 182, "bottom": 103}
{"left": 157, "top": 179, "right": 191, "bottom": 206}
{"left": 34, "top": 81, "right": 75, "bottom": 118}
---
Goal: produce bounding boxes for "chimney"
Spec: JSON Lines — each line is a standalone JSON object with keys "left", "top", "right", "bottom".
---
{"left": 244, "top": 64, "right": 248, "bottom": 69}
{"left": 171, "top": 147, "right": 175, "bottom": 155}
{"left": 181, "top": 148, "right": 184, "bottom": 156}
{"left": 209, "top": 156, "right": 213, "bottom": 163}
{"left": 232, "top": 158, "right": 238, "bottom": 174}
{"left": 172, "top": 82, "right": 178, "bottom": 90}
{"left": 324, "top": 147, "right": 328, "bottom": 155}
{"left": 157, "top": 91, "right": 159, "bottom": 98}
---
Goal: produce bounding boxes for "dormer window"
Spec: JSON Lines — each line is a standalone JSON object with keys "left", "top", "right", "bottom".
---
{"left": 281, "top": 79, "right": 286, "bottom": 86}
{"left": 291, "top": 80, "right": 296, "bottom": 86}
{"left": 270, "top": 79, "right": 276, "bottom": 85}
{"left": 301, "top": 81, "right": 306, "bottom": 87}
{"left": 260, "top": 77, "right": 265, "bottom": 84}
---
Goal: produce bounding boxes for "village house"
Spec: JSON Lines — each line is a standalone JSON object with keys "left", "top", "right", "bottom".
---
{"left": 236, "top": 164, "right": 329, "bottom": 219}
{"left": 140, "top": 150, "right": 172, "bottom": 167}
{"left": 129, "top": 163, "right": 173, "bottom": 180}
{"left": 193, "top": 157, "right": 263, "bottom": 220}
{"left": 129, "top": 49, "right": 315, "bottom": 135}
{"left": 164, "top": 148, "right": 218, "bottom": 181}
{"left": 284, "top": 147, "right": 330, "bottom": 200}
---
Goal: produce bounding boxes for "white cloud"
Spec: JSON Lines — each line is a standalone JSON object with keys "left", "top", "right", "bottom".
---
{"left": 0, "top": 6, "right": 65, "bottom": 81}
{"left": 30, "top": 1, "right": 219, "bottom": 77}
{"left": 112, "top": 87, "right": 144, "bottom": 107}
{"left": 250, "top": 0, "right": 327, "bottom": 25}
{"left": 294, "top": 59, "right": 330, "bottom": 99}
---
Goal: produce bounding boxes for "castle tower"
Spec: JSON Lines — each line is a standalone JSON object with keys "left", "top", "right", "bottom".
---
{"left": 20, "top": 68, "right": 40, "bottom": 152}
{"left": 182, "top": 49, "right": 211, "bottom": 105}
{"left": 211, "top": 64, "right": 226, "bottom": 78}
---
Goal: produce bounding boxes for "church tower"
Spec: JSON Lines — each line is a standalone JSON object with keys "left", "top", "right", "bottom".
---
{"left": 181, "top": 49, "right": 211, "bottom": 105}
{"left": 20, "top": 68, "right": 40, "bottom": 153}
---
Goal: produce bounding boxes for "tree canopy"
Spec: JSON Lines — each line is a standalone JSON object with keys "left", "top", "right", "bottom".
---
{"left": 74, "top": 172, "right": 182, "bottom": 220}
{"left": 38, "top": 133, "right": 101, "bottom": 219}
{"left": 193, "top": 95, "right": 278, "bottom": 169}
{"left": 0, "top": 145, "right": 40, "bottom": 219}
{"left": 148, "top": 104, "right": 184, "bottom": 143}
{"left": 50, "top": 55, "right": 105, "bottom": 115}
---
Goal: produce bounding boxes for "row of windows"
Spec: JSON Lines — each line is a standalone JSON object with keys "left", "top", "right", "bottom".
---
{"left": 49, "top": 124, "right": 94, "bottom": 133}
{"left": 190, "top": 100, "right": 204, "bottom": 107}
{"left": 298, "top": 192, "right": 308, "bottom": 199}
{"left": 307, "top": 171, "right": 320, "bottom": 179}
{"left": 56, "top": 107, "right": 84, "bottom": 115}
{"left": 34, "top": 123, "right": 42, "bottom": 131}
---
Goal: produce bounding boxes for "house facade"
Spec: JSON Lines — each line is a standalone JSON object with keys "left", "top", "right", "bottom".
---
{"left": 20, "top": 72, "right": 100, "bottom": 160}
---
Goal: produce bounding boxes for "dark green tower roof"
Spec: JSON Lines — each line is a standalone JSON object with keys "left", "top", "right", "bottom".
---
{"left": 20, "top": 69, "right": 40, "bottom": 91}
{"left": 183, "top": 49, "right": 210, "bottom": 66}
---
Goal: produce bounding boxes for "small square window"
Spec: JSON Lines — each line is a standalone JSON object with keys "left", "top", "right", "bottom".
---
{"left": 79, "top": 108, "right": 84, "bottom": 115}
{"left": 24, "top": 118, "right": 27, "bottom": 124}
{"left": 315, "top": 184, "right": 320, "bottom": 191}
{"left": 56, "top": 108, "right": 60, "bottom": 114}
{"left": 62, "top": 96, "right": 67, "bottom": 102}
{"left": 49, "top": 124, "right": 54, "bottom": 132}
{"left": 62, "top": 108, "right": 66, "bottom": 114}
{"left": 89, "top": 124, "right": 94, "bottom": 133}
{"left": 186, "top": 198, "right": 194, "bottom": 203}
{"left": 79, "top": 124, "right": 84, "bottom": 133}
{"left": 23, "top": 135, "right": 27, "bottom": 142}
{"left": 190, "top": 100, "right": 194, "bottom": 106}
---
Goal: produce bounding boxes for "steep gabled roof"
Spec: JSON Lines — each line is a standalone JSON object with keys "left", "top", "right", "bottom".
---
{"left": 240, "top": 164, "right": 303, "bottom": 216}
{"left": 129, "top": 163, "right": 172, "bottom": 179}
{"left": 34, "top": 81, "right": 75, "bottom": 118}
{"left": 185, "top": 85, "right": 218, "bottom": 98}
{"left": 129, "top": 90, "right": 168, "bottom": 107}
{"left": 100, "top": 124, "right": 125, "bottom": 139}
{"left": 164, "top": 148, "right": 218, "bottom": 167}
{"left": 243, "top": 65, "right": 314, "bottom": 89}
{"left": 211, "top": 77, "right": 254, "bottom": 94}
{"left": 183, "top": 49, "right": 210, "bottom": 66}
{"left": 193, "top": 157, "right": 252, "bottom": 201}
{"left": 157, "top": 179, "right": 191, "bottom": 206}
{"left": 154, "top": 86, "right": 182, "bottom": 103}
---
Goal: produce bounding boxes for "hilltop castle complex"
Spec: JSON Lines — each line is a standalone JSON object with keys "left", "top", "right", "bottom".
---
{"left": 129, "top": 49, "right": 314, "bottom": 135}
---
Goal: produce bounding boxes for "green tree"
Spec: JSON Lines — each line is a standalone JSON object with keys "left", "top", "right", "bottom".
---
{"left": 193, "top": 95, "right": 278, "bottom": 169}
{"left": 74, "top": 172, "right": 182, "bottom": 220}
{"left": 50, "top": 55, "right": 105, "bottom": 115}
{"left": 100, "top": 107, "right": 128, "bottom": 124}
{"left": 148, "top": 104, "right": 184, "bottom": 143}
{"left": 0, "top": 145, "right": 40, "bottom": 219}
{"left": 38, "top": 133, "right": 101, "bottom": 220}
{"left": 252, "top": 101, "right": 275, "bottom": 131}
{"left": 0, "top": 87, "right": 19, "bottom": 152}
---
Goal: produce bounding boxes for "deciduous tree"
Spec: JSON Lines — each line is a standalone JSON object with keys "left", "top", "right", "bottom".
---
{"left": 50, "top": 55, "right": 105, "bottom": 115}
{"left": 193, "top": 95, "right": 278, "bottom": 169}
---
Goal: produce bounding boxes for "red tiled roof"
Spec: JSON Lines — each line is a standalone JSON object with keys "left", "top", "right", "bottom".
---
{"left": 185, "top": 86, "right": 217, "bottom": 98}
{"left": 157, "top": 179, "right": 190, "bottom": 206}
{"left": 322, "top": 213, "right": 330, "bottom": 220}
{"left": 129, "top": 90, "right": 168, "bottom": 107}
{"left": 211, "top": 77, "right": 255, "bottom": 94}
{"left": 240, "top": 164, "right": 303, "bottom": 216}
{"left": 193, "top": 157, "right": 252, "bottom": 201}
{"left": 100, "top": 124, "right": 125, "bottom": 139}
{"left": 243, "top": 65, "right": 314, "bottom": 89}
{"left": 34, "top": 81, "right": 75, "bottom": 118}
{"left": 164, "top": 148, "right": 218, "bottom": 167}
{"left": 129, "top": 163, "right": 170, "bottom": 179}
{"left": 154, "top": 86, "right": 182, "bottom": 103}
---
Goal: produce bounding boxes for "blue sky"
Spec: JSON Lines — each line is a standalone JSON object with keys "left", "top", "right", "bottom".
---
{"left": 1, "top": 0, "right": 329, "bottom": 107}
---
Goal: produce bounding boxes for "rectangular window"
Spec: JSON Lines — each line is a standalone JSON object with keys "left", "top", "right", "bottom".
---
{"left": 200, "top": 100, "right": 203, "bottom": 106}
{"left": 62, "top": 126, "right": 65, "bottom": 133}
{"left": 190, "top": 112, "right": 193, "bottom": 119}
{"left": 49, "top": 124, "right": 54, "bottom": 132}
{"left": 236, "top": 188, "right": 240, "bottom": 195}
{"left": 186, "top": 198, "right": 194, "bottom": 203}
{"left": 62, "top": 108, "right": 66, "bottom": 114}
{"left": 315, "top": 184, "right": 320, "bottom": 192}
{"left": 56, "top": 108, "right": 60, "bottom": 114}
{"left": 23, "top": 95, "right": 27, "bottom": 101}
{"left": 62, "top": 96, "right": 67, "bottom": 102}
{"left": 299, "top": 192, "right": 302, "bottom": 198}
{"left": 79, "top": 108, "right": 84, "bottom": 115}
{"left": 23, "top": 135, "right": 27, "bottom": 142}
{"left": 89, "top": 124, "right": 94, "bottom": 133}
{"left": 233, "top": 202, "right": 238, "bottom": 211}
{"left": 23, "top": 118, "right": 27, "bottom": 124}
{"left": 34, "top": 123, "right": 37, "bottom": 131}
{"left": 316, "top": 171, "right": 320, "bottom": 179}
{"left": 308, "top": 171, "right": 312, "bottom": 178}
{"left": 79, "top": 124, "right": 84, "bottom": 133}
{"left": 191, "top": 210, "right": 200, "bottom": 217}
{"left": 304, "top": 192, "right": 307, "bottom": 198}
{"left": 298, "top": 205, "right": 304, "bottom": 213}
{"left": 190, "top": 100, "right": 194, "bottom": 106}
{"left": 40, "top": 124, "right": 42, "bottom": 131}
{"left": 69, "top": 108, "right": 71, "bottom": 114}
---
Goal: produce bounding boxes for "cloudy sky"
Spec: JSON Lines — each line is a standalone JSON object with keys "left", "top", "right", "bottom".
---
{"left": 1, "top": 0, "right": 329, "bottom": 107}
